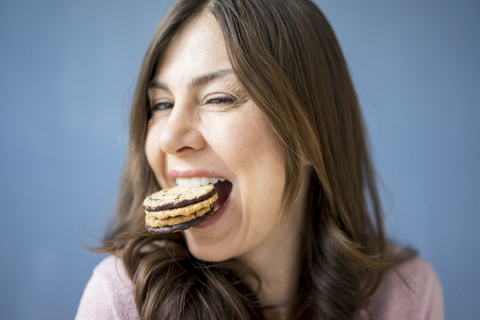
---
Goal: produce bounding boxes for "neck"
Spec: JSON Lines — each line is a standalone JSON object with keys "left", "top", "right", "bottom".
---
{"left": 244, "top": 226, "right": 303, "bottom": 304}
{"left": 236, "top": 170, "right": 310, "bottom": 319}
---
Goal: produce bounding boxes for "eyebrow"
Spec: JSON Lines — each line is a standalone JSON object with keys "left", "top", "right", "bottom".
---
{"left": 148, "top": 69, "right": 234, "bottom": 91}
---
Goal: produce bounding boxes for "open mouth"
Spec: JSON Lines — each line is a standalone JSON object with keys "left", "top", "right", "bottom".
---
{"left": 212, "top": 179, "right": 232, "bottom": 212}
{"left": 174, "top": 177, "right": 232, "bottom": 212}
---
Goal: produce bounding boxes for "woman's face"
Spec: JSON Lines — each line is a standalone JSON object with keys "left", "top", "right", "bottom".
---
{"left": 145, "top": 14, "right": 304, "bottom": 262}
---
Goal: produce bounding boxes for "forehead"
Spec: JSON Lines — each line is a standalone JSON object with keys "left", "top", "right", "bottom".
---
{"left": 153, "top": 13, "right": 232, "bottom": 82}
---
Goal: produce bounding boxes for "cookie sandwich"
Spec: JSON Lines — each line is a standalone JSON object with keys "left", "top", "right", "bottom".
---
{"left": 143, "top": 183, "right": 218, "bottom": 234}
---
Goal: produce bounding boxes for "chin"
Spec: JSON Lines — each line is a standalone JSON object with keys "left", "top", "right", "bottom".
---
{"left": 184, "top": 236, "right": 237, "bottom": 262}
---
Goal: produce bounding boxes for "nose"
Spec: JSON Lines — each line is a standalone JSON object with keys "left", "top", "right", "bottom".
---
{"left": 158, "top": 102, "right": 205, "bottom": 155}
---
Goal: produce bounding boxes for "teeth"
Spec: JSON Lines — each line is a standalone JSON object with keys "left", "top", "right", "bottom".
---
{"left": 175, "top": 177, "right": 224, "bottom": 188}
{"left": 190, "top": 177, "right": 201, "bottom": 188}
{"left": 177, "top": 178, "right": 191, "bottom": 188}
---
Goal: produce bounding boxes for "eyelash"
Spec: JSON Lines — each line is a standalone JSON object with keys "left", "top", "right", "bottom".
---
{"left": 150, "top": 101, "right": 173, "bottom": 111}
{"left": 205, "top": 96, "right": 236, "bottom": 105}
{"left": 149, "top": 95, "right": 236, "bottom": 112}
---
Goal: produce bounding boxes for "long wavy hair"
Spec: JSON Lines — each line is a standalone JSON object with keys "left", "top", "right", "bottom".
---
{"left": 99, "top": 0, "right": 411, "bottom": 319}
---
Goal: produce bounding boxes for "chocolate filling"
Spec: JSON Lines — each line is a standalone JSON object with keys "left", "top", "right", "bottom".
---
{"left": 145, "top": 207, "right": 214, "bottom": 234}
{"left": 143, "top": 187, "right": 217, "bottom": 211}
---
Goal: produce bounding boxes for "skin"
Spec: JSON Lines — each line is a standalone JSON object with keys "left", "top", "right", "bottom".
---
{"left": 145, "top": 13, "right": 310, "bottom": 317}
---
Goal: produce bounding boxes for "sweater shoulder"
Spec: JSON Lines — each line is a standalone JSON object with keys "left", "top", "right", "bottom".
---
{"left": 367, "top": 256, "right": 444, "bottom": 320}
{"left": 76, "top": 256, "right": 139, "bottom": 320}
{"left": 92, "top": 255, "right": 134, "bottom": 290}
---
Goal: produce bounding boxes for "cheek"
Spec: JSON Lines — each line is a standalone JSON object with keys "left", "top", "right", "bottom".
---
{"left": 205, "top": 107, "right": 284, "bottom": 172}
{"left": 205, "top": 107, "right": 286, "bottom": 215}
{"left": 145, "top": 126, "right": 169, "bottom": 189}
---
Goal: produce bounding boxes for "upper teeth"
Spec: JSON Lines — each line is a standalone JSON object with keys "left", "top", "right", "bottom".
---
{"left": 175, "top": 177, "right": 225, "bottom": 188}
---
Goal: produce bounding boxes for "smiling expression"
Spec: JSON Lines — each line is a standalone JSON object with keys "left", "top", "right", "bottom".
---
{"left": 145, "top": 14, "right": 306, "bottom": 262}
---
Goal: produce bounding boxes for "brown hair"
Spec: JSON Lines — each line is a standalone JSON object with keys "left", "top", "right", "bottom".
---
{"left": 99, "top": 0, "right": 411, "bottom": 319}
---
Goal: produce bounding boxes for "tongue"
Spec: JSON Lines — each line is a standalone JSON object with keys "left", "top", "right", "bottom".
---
{"left": 213, "top": 180, "right": 232, "bottom": 211}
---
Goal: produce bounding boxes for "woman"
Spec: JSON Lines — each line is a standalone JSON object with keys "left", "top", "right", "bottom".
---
{"left": 76, "top": 0, "right": 443, "bottom": 319}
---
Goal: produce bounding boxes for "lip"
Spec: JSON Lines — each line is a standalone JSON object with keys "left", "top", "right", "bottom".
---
{"left": 168, "top": 169, "right": 227, "bottom": 180}
{"left": 194, "top": 188, "right": 232, "bottom": 228}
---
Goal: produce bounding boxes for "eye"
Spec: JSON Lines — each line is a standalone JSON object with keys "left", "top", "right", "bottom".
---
{"left": 205, "top": 95, "right": 237, "bottom": 105}
{"left": 150, "top": 100, "right": 174, "bottom": 111}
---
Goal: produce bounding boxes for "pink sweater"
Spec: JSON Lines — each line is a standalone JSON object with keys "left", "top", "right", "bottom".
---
{"left": 76, "top": 255, "right": 443, "bottom": 319}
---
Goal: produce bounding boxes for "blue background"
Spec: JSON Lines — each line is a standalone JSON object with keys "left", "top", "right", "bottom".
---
{"left": 1, "top": 1, "right": 479, "bottom": 319}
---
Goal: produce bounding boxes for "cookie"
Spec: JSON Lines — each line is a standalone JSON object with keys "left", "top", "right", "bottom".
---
{"left": 143, "top": 184, "right": 218, "bottom": 233}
